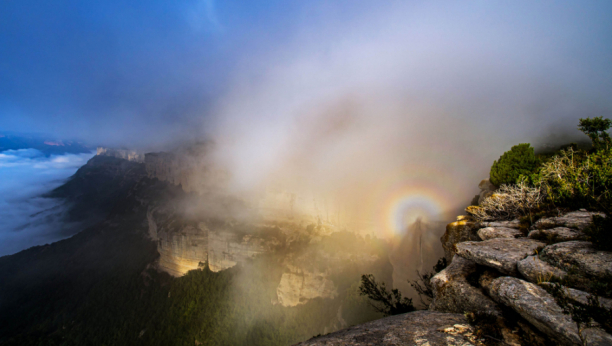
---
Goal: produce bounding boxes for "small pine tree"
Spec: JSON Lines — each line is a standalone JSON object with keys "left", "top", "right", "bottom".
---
{"left": 490, "top": 143, "right": 538, "bottom": 186}
{"left": 579, "top": 116, "right": 612, "bottom": 151}
{"left": 359, "top": 274, "right": 415, "bottom": 316}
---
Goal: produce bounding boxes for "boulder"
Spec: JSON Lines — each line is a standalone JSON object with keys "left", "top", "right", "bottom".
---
{"left": 488, "top": 277, "right": 582, "bottom": 345}
{"left": 455, "top": 238, "right": 545, "bottom": 275}
{"left": 541, "top": 241, "right": 612, "bottom": 279}
{"left": 429, "top": 256, "right": 501, "bottom": 316}
{"left": 532, "top": 210, "right": 605, "bottom": 231}
{"left": 477, "top": 227, "right": 523, "bottom": 240}
{"left": 517, "top": 255, "right": 567, "bottom": 284}
{"left": 293, "top": 310, "right": 484, "bottom": 346}
{"left": 528, "top": 227, "right": 587, "bottom": 242}
{"left": 440, "top": 219, "right": 480, "bottom": 261}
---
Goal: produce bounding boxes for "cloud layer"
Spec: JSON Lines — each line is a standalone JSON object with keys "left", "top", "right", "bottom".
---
{"left": 0, "top": 149, "right": 94, "bottom": 256}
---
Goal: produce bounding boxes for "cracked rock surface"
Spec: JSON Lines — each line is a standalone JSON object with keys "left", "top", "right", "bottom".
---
{"left": 541, "top": 241, "right": 612, "bottom": 279}
{"left": 477, "top": 226, "right": 523, "bottom": 240}
{"left": 517, "top": 255, "right": 567, "bottom": 284}
{"left": 455, "top": 238, "right": 545, "bottom": 275}
{"left": 293, "top": 311, "right": 483, "bottom": 346}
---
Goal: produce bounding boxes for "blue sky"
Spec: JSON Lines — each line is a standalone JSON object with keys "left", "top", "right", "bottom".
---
{"left": 1, "top": 1, "right": 610, "bottom": 150}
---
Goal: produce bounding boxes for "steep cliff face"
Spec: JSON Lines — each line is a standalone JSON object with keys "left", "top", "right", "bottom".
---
{"left": 148, "top": 205, "right": 276, "bottom": 276}
{"left": 144, "top": 145, "right": 229, "bottom": 196}
{"left": 97, "top": 147, "right": 144, "bottom": 162}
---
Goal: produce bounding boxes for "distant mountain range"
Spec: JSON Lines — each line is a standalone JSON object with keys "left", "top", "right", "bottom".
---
{"left": 0, "top": 132, "right": 93, "bottom": 155}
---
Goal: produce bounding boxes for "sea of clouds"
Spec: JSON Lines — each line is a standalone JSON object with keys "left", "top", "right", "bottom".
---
{"left": 0, "top": 149, "right": 95, "bottom": 256}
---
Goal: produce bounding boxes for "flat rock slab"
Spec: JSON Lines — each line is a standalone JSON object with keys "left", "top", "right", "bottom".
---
{"left": 528, "top": 227, "right": 586, "bottom": 242}
{"left": 478, "top": 227, "right": 523, "bottom": 240}
{"left": 481, "top": 219, "right": 521, "bottom": 229}
{"left": 456, "top": 238, "right": 545, "bottom": 275}
{"left": 293, "top": 311, "right": 483, "bottom": 346}
{"left": 541, "top": 241, "right": 612, "bottom": 279}
{"left": 539, "top": 283, "right": 612, "bottom": 310}
{"left": 532, "top": 210, "right": 604, "bottom": 230}
{"left": 489, "top": 276, "right": 583, "bottom": 345}
{"left": 517, "top": 255, "right": 567, "bottom": 284}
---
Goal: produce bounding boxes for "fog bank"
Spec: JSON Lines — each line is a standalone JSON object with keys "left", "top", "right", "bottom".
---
{"left": 0, "top": 149, "right": 95, "bottom": 256}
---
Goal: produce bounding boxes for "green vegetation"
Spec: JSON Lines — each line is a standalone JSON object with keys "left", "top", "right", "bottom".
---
{"left": 409, "top": 257, "right": 448, "bottom": 306}
{"left": 359, "top": 274, "right": 415, "bottom": 316}
{"left": 578, "top": 116, "right": 612, "bottom": 151}
{"left": 489, "top": 143, "right": 538, "bottom": 186}
{"left": 0, "top": 239, "right": 390, "bottom": 346}
{"left": 470, "top": 117, "right": 612, "bottom": 233}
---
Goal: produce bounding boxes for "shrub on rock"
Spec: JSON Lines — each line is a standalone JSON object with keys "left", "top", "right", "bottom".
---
{"left": 490, "top": 143, "right": 538, "bottom": 186}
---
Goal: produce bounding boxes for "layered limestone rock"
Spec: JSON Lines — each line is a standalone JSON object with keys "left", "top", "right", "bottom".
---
{"left": 155, "top": 223, "right": 270, "bottom": 275}
{"left": 489, "top": 277, "right": 612, "bottom": 346}
{"left": 293, "top": 311, "right": 484, "bottom": 346}
{"left": 528, "top": 227, "right": 587, "bottom": 242}
{"left": 532, "top": 210, "right": 605, "bottom": 231}
{"left": 156, "top": 223, "right": 209, "bottom": 277}
{"left": 539, "top": 283, "right": 612, "bottom": 310}
{"left": 477, "top": 226, "right": 523, "bottom": 240}
{"left": 517, "top": 255, "right": 567, "bottom": 284}
{"left": 541, "top": 241, "right": 612, "bottom": 279}
{"left": 481, "top": 219, "right": 521, "bottom": 228}
{"left": 429, "top": 256, "right": 501, "bottom": 316}
{"left": 455, "top": 238, "right": 545, "bottom": 275}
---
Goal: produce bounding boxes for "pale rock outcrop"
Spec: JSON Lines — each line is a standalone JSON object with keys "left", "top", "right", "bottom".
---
{"left": 440, "top": 218, "right": 480, "bottom": 261}
{"left": 277, "top": 270, "right": 338, "bottom": 307}
{"left": 155, "top": 216, "right": 269, "bottom": 276}
{"left": 455, "top": 238, "right": 545, "bottom": 275}
{"left": 517, "top": 255, "right": 567, "bottom": 284}
{"left": 97, "top": 147, "right": 144, "bottom": 162}
{"left": 429, "top": 256, "right": 501, "bottom": 316}
{"left": 528, "top": 227, "right": 587, "bottom": 242}
{"left": 293, "top": 311, "right": 484, "bottom": 346}
{"left": 157, "top": 224, "right": 209, "bottom": 277}
{"left": 488, "top": 277, "right": 583, "bottom": 345}
{"left": 477, "top": 227, "right": 523, "bottom": 240}
{"left": 207, "top": 231, "right": 267, "bottom": 272}
{"left": 532, "top": 210, "right": 605, "bottom": 231}
{"left": 541, "top": 241, "right": 612, "bottom": 279}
